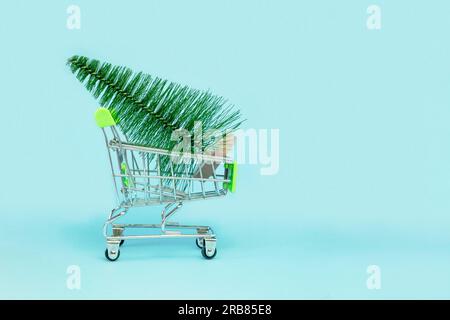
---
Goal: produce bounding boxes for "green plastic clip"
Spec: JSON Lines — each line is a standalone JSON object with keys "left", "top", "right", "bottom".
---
{"left": 121, "top": 162, "right": 129, "bottom": 187}
{"left": 223, "top": 161, "right": 237, "bottom": 192}
{"left": 95, "top": 107, "right": 116, "bottom": 128}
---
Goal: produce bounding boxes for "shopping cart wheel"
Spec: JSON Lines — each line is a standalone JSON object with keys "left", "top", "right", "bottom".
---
{"left": 201, "top": 246, "right": 217, "bottom": 259}
{"left": 201, "top": 239, "right": 217, "bottom": 259}
{"left": 105, "top": 248, "right": 120, "bottom": 261}
{"left": 195, "top": 238, "right": 204, "bottom": 249}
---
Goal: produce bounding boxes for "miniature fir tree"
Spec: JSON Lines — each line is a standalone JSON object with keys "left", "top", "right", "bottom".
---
{"left": 67, "top": 55, "right": 243, "bottom": 154}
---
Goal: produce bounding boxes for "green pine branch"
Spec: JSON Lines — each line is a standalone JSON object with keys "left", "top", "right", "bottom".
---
{"left": 67, "top": 55, "right": 243, "bottom": 152}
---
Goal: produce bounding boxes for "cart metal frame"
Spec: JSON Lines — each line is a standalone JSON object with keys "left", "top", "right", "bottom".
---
{"left": 95, "top": 108, "right": 237, "bottom": 261}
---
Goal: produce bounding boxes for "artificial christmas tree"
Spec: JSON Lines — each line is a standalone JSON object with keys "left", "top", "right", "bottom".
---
{"left": 67, "top": 55, "right": 243, "bottom": 153}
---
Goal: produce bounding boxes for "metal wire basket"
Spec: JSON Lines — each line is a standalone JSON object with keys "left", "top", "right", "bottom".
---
{"left": 95, "top": 108, "right": 237, "bottom": 261}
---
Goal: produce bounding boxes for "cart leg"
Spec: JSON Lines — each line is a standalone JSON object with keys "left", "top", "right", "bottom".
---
{"left": 161, "top": 202, "right": 183, "bottom": 233}
{"left": 112, "top": 226, "right": 125, "bottom": 246}
{"left": 103, "top": 207, "right": 127, "bottom": 238}
{"left": 195, "top": 227, "right": 209, "bottom": 248}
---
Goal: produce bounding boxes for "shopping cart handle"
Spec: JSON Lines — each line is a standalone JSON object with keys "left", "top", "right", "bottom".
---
{"left": 95, "top": 107, "right": 117, "bottom": 128}
{"left": 223, "top": 161, "right": 238, "bottom": 193}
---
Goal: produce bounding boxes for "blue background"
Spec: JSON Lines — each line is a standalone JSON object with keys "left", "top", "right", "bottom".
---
{"left": 1, "top": 0, "right": 450, "bottom": 299}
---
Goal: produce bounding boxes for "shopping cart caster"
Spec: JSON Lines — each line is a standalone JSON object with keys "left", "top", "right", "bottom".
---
{"left": 195, "top": 238, "right": 204, "bottom": 249}
{"left": 105, "top": 248, "right": 120, "bottom": 261}
{"left": 201, "top": 238, "right": 217, "bottom": 259}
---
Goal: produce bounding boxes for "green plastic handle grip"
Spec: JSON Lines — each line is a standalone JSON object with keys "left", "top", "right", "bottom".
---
{"left": 95, "top": 107, "right": 116, "bottom": 128}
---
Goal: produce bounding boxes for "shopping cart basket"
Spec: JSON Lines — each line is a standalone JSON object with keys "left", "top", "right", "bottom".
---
{"left": 95, "top": 108, "right": 237, "bottom": 261}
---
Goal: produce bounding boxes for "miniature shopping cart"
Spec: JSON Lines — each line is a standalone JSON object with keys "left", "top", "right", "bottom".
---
{"left": 95, "top": 108, "right": 237, "bottom": 261}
